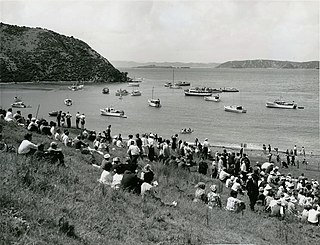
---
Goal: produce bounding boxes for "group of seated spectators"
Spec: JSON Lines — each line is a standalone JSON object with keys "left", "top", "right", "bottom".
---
{"left": 1, "top": 108, "right": 319, "bottom": 225}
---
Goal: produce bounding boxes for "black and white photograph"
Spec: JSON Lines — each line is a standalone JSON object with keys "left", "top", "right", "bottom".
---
{"left": 0, "top": 0, "right": 319, "bottom": 244}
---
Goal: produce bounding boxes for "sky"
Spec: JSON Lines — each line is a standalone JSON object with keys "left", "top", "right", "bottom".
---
{"left": 0, "top": 0, "right": 319, "bottom": 63}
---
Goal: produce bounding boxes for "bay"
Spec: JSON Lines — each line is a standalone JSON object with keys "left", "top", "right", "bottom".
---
{"left": 0, "top": 68, "right": 319, "bottom": 154}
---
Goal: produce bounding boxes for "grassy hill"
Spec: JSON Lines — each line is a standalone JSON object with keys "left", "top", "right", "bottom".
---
{"left": 0, "top": 119, "right": 319, "bottom": 244}
{"left": 0, "top": 23, "right": 128, "bottom": 83}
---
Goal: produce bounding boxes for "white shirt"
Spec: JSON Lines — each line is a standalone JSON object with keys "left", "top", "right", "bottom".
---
{"left": 18, "top": 140, "right": 38, "bottom": 154}
{"left": 141, "top": 182, "right": 153, "bottom": 196}
{"left": 308, "top": 209, "right": 320, "bottom": 223}
{"left": 111, "top": 173, "right": 123, "bottom": 189}
{"left": 128, "top": 144, "right": 140, "bottom": 156}
{"left": 62, "top": 134, "right": 70, "bottom": 146}
{"left": 226, "top": 197, "right": 240, "bottom": 211}
{"left": 99, "top": 170, "right": 113, "bottom": 185}
{"left": 5, "top": 111, "right": 13, "bottom": 122}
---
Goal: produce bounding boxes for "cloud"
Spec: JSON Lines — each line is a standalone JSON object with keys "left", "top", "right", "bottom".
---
{"left": 0, "top": 0, "right": 318, "bottom": 62}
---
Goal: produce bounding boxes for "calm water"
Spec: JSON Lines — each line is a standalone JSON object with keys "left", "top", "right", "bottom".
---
{"left": 0, "top": 68, "right": 319, "bottom": 154}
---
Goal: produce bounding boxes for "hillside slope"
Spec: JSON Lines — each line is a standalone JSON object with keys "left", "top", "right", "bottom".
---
{"left": 1, "top": 119, "right": 319, "bottom": 245}
{"left": 0, "top": 23, "right": 128, "bottom": 83}
{"left": 216, "top": 59, "right": 319, "bottom": 69}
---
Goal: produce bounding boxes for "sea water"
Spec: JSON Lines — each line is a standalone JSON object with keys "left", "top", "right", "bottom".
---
{"left": 0, "top": 68, "right": 319, "bottom": 154}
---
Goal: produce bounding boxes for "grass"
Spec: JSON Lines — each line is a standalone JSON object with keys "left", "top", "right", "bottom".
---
{"left": 0, "top": 119, "right": 320, "bottom": 245}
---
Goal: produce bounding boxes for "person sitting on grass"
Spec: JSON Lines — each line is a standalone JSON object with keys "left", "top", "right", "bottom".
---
{"left": 73, "top": 135, "right": 88, "bottom": 150}
{"left": 226, "top": 190, "right": 245, "bottom": 213}
{"left": 98, "top": 154, "right": 113, "bottom": 186}
{"left": 207, "top": 184, "right": 222, "bottom": 208}
{"left": 18, "top": 133, "right": 38, "bottom": 156}
{"left": 121, "top": 169, "right": 142, "bottom": 194}
{"left": 193, "top": 182, "right": 207, "bottom": 203}
{"left": 27, "top": 117, "right": 38, "bottom": 132}
{"left": 307, "top": 205, "right": 320, "bottom": 226}
{"left": 46, "top": 142, "right": 65, "bottom": 166}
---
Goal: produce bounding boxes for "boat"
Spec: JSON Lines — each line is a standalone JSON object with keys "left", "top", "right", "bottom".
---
{"left": 102, "top": 87, "right": 109, "bottom": 94}
{"left": 128, "top": 82, "right": 140, "bottom": 87}
{"left": 115, "top": 89, "right": 129, "bottom": 96}
{"left": 184, "top": 88, "right": 212, "bottom": 96}
{"left": 148, "top": 99, "right": 161, "bottom": 108}
{"left": 131, "top": 90, "right": 142, "bottom": 96}
{"left": 13, "top": 96, "right": 23, "bottom": 102}
{"left": 68, "top": 82, "right": 84, "bottom": 91}
{"left": 180, "top": 128, "right": 194, "bottom": 134}
{"left": 11, "top": 102, "right": 27, "bottom": 108}
{"left": 266, "top": 99, "right": 297, "bottom": 109}
{"left": 224, "top": 105, "right": 247, "bottom": 113}
{"left": 204, "top": 94, "right": 221, "bottom": 102}
{"left": 207, "top": 88, "right": 222, "bottom": 93}
{"left": 164, "top": 82, "right": 172, "bottom": 87}
{"left": 176, "top": 81, "right": 191, "bottom": 86}
{"left": 169, "top": 84, "right": 182, "bottom": 89}
{"left": 64, "top": 99, "right": 72, "bottom": 106}
{"left": 48, "top": 111, "right": 58, "bottom": 117}
{"left": 221, "top": 87, "right": 239, "bottom": 92}
{"left": 148, "top": 87, "right": 161, "bottom": 108}
{"left": 100, "top": 107, "right": 127, "bottom": 118}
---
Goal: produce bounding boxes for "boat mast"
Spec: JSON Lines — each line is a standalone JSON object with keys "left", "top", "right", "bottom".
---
{"left": 151, "top": 87, "right": 154, "bottom": 99}
{"left": 173, "top": 69, "right": 175, "bottom": 84}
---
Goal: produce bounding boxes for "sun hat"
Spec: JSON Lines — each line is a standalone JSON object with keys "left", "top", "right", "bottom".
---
{"left": 31, "top": 117, "right": 36, "bottom": 121}
{"left": 195, "top": 182, "right": 206, "bottom": 189}
{"left": 265, "top": 184, "right": 272, "bottom": 190}
{"left": 210, "top": 185, "right": 217, "bottom": 192}
{"left": 104, "top": 154, "right": 110, "bottom": 159}
{"left": 113, "top": 157, "right": 120, "bottom": 162}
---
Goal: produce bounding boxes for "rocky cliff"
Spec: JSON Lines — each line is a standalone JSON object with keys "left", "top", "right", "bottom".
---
{"left": 216, "top": 59, "right": 319, "bottom": 69}
{"left": 0, "top": 23, "right": 128, "bottom": 83}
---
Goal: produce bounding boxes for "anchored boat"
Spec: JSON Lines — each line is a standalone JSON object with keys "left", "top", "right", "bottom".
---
{"left": 100, "top": 107, "right": 127, "bottom": 118}
{"left": 224, "top": 105, "right": 247, "bottom": 113}
{"left": 266, "top": 99, "right": 297, "bottom": 109}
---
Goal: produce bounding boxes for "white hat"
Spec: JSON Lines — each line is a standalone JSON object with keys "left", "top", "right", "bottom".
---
{"left": 104, "top": 154, "right": 110, "bottom": 159}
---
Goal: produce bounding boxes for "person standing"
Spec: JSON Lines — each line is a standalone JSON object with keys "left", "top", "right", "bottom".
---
{"left": 75, "top": 112, "right": 80, "bottom": 129}
{"left": 268, "top": 144, "right": 271, "bottom": 153}
{"left": 56, "top": 111, "right": 62, "bottom": 127}
{"left": 66, "top": 112, "right": 72, "bottom": 128}
{"left": 202, "top": 138, "right": 209, "bottom": 159}
{"left": 80, "top": 113, "right": 85, "bottom": 130}
{"left": 293, "top": 145, "right": 297, "bottom": 156}
{"left": 105, "top": 125, "right": 112, "bottom": 143}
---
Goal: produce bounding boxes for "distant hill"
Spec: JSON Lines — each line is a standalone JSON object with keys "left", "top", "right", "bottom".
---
{"left": 216, "top": 59, "right": 319, "bottom": 69}
{"left": 0, "top": 23, "right": 128, "bottom": 83}
{"left": 111, "top": 60, "right": 220, "bottom": 68}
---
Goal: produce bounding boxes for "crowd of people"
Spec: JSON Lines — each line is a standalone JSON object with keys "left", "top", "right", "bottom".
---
{"left": 1, "top": 107, "right": 319, "bottom": 226}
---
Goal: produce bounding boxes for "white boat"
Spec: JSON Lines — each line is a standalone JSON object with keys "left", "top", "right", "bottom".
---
{"left": 266, "top": 99, "right": 297, "bottom": 109}
{"left": 184, "top": 88, "right": 212, "bottom": 96}
{"left": 115, "top": 89, "right": 129, "bottom": 96}
{"left": 11, "top": 101, "right": 27, "bottom": 108}
{"left": 180, "top": 128, "right": 194, "bottom": 134}
{"left": 64, "top": 99, "right": 72, "bottom": 106}
{"left": 128, "top": 82, "right": 140, "bottom": 87}
{"left": 204, "top": 94, "right": 220, "bottom": 102}
{"left": 148, "top": 99, "right": 161, "bottom": 108}
{"left": 100, "top": 108, "right": 127, "bottom": 118}
{"left": 224, "top": 105, "right": 247, "bottom": 113}
{"left": 148, "top": 87, "right": 161, "bottom": 108}
{"left": 222, "top": 87, "right": 239, "bottom": 92}
{"left": 176, "top": 81, "right": 191, "bottom": 86}
{"left": 164, "top": 82, "right": 172, "bottom": 87}
{"left": 131, "top": 90, "right": 142, "bottom": 96}
{"left": 68, "top": 83, "right": 84, "bottom": 91}
{"left": 169, "top": 84, "right": 182, "bottom": 89}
